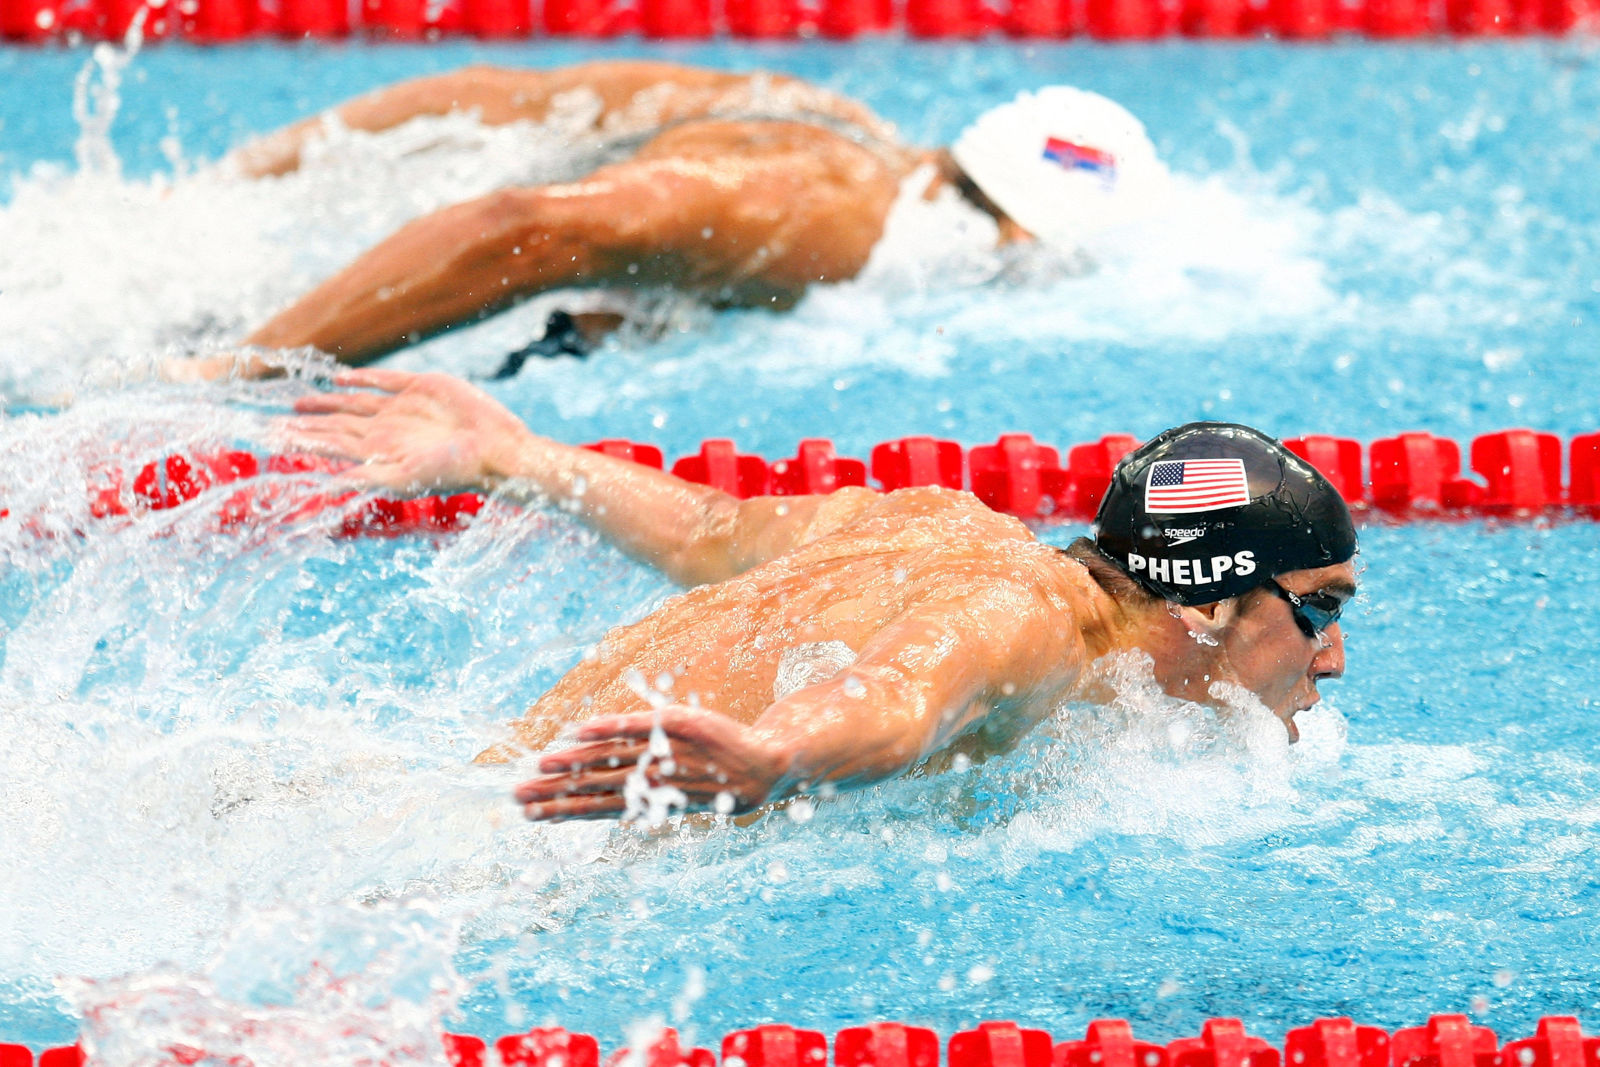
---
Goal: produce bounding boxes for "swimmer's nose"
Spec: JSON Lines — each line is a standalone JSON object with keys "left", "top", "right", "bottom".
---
{"left": 1313, "top": 622, "right": 1345, "bottom": 682}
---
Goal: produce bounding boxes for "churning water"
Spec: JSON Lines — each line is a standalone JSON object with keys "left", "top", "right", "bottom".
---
{"left": 2, "top": 34, "right": 1599, "bottom": 1063}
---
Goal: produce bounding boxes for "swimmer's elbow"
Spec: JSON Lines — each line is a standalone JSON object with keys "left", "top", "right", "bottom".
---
{"left": 656, "top": 494, "right": 745, "bottom": 586}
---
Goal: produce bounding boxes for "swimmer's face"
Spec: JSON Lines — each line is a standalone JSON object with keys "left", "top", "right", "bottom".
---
{"left": 1219, "top": 562, "right": 1357, "bottom": 742}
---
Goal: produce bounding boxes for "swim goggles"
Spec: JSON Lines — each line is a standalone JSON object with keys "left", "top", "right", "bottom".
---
{"left": 1264, "top": 579, "right": 1346, "bottom": 641}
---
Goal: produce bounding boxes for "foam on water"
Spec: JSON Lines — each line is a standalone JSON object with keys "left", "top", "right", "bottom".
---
{"left": 5, "top": 37, "right": 1600, "bottom": 1058}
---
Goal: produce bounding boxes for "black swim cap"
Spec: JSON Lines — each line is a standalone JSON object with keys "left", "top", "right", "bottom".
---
{"left": 1093, "top": 422, "right": 1358, "bottom": 605}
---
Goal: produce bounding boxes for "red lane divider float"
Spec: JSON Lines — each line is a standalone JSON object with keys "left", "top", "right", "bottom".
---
{"left": 5, "top": 427, "right": 1599, "bottom": 541}
{"left": 6, "top": 1017, "right": 1600, "bottom": 1067}
{"left": 0, "top": 0, "right": 1591, "bottom": 41}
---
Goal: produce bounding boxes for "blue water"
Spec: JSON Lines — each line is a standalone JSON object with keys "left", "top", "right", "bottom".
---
{"left": 2, "top": 36, "right": 1600, "bottom": 1064}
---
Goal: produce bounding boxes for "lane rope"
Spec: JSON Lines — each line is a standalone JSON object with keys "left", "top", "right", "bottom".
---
{"left": 0, "top": 0, "right": 1586, "bottom": 44}
{"left": 5, "top": 427, "right": 1593, "bottom": 539}
{"left": 4, "top": 1012, "right": 1596, "bottom": 1067}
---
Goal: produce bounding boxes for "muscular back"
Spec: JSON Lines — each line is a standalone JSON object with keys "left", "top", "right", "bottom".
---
{"left": 510, "top": 488, "right": 1097, "bottom": 752}
{"left": 589, "top": 119, "right": 923, "bottom": 306}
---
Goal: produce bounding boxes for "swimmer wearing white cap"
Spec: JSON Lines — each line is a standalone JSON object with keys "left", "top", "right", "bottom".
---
{"left": 187, "top": 62, "right": 1171, "bottom": 379}
{"left": 287, "top": 373, "right": 1358, "bottom": 823}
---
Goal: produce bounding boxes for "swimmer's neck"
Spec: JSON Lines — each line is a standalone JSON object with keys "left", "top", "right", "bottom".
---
{"left": 924, "top": 148, "right": 1035, "bottom": 247}
{"left": 1051, "top": 552, "right": 1229, "bottom": 706}
{"left": 1048, "top": 554, "right": 1160, "bottom": 693}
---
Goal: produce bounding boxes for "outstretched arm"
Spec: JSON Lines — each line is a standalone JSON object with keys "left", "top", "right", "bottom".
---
{"left": 239, "top": 125, "right": 872, "bottom": 366}
{"left": 284, "top": 368, "right": 876, "bottom": 586}
{"left": 230, "top": 61, "right": 697, "bottom": 178}
{"left": 231, "top": 66, "right": 557, "bottom": 178}
{"left": 230, "top": 60, "right": 895, "bottom": 179}
{"left": 514, "top": 582, "right": 1078, "bottom": 821}
{"left": 242, "top": 183, "right": 616, "bottom": 364}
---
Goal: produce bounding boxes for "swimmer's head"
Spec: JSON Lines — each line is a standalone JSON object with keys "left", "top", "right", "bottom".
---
{"left": 1092, "top": 422, "right": 1359, "bottom": 607}
{"left": 950, "top": 86, "right": 1171, "bottom": 251}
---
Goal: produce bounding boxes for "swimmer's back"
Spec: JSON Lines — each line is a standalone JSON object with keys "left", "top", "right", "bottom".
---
{"left": 503, "top": 488, "right": 1062, "bottom": 752}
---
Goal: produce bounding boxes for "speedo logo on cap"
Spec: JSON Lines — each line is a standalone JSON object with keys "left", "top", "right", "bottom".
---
{"left": 1144, "top": 458, "right": 1250, "bottom": 514}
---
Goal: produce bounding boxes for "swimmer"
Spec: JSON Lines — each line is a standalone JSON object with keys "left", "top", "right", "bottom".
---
{"left": 287, "top": 370, "right": 1358, "bottom": 822}
{"left": 185, "top": 60, "right": 1170, "bottom": 379}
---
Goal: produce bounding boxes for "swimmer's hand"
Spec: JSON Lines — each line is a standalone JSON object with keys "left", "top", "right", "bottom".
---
{"left": 514, "top": 707, "right": 791, "bottom": 822}
{"left": 161, "top": 348, "right": 320, "bottom": 383}
{"left": 282, "top": 368, "right": 534, "bottom": 493}
{"left": 161, "top": 353, "right": 266, "bottom": 382}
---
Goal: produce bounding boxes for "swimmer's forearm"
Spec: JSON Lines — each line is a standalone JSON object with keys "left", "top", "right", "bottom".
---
{"left": 296, "top": 368, "right": 801, "bottom": 584}
{"left": 753, "top": 649, "right": 990, "bottom": 799}
{"left": 489, "top": 434, "right": 742, "bottom": 584}
{"left": 246, "top": 189, "right": 614, "bottom": 364}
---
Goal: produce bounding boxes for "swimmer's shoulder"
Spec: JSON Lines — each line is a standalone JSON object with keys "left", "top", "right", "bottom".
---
{"left": 827, "top": 485, "right": 1034, "bottom": 542}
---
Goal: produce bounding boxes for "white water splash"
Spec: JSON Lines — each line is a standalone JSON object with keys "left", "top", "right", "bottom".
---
{"left": 960, "top": 650, "right": 1347, "bottom": 872}
{"left": 66, "top": 901, "right": 464, "bottom": 1067}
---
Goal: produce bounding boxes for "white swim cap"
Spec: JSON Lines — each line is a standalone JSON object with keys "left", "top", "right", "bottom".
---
{"left": 950, "top": 86, "right": 1171, "bottom": 250}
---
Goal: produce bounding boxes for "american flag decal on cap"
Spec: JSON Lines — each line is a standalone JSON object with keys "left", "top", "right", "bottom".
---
{"left": 1144, "top": 458, "right": 1251, "bottom": 514}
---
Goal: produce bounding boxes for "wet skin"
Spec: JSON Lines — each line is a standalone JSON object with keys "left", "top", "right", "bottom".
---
{"left": 286, "top": 370, "right": 1358, "bottom": 823}
{"left": 221, "top": 61, "right": 929, "bottom": 369}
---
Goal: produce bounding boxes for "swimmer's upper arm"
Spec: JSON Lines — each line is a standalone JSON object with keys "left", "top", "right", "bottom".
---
{"left": 663, "top": 488, "right": 882, "bottom": 586}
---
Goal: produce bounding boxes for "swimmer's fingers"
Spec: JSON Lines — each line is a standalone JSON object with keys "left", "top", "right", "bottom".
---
{"left": 282, "top": 412, "right": 379, "bottom": 441}
{"left": 273, "top": 421, "right": 372, "bottom": 464}
{"left": 574, "top": 708, "right": 785, "bottom": 812}
{"left": 568, "top": 710, "right": 729, "bottom": 745}
{"left": 338, "top": 462, "right": 413, "bottom": 491}
{"left": 330, "top": 367, "right": 422, "bottom": 394}
{"left": 513, "top": 767, "right": 636, "bottom": 803}
{"left": 534, "top": 739, "right": 648, "bottom": 774}
{"left": 277, "top": 417, "right": 410, "bottom": 481}
{"left": 292, "top": 391, "right": 387, "bottom": 417}
{"left": 522, "top": 794, "right": 629, "bottom": 822}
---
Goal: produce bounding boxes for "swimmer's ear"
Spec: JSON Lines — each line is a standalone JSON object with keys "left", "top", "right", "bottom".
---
{"left": 1171, "top": 598, "right": 1235, "bottom": 641}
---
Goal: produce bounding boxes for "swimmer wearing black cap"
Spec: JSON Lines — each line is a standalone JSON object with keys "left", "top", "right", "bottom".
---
{"left": 288, "top": 373, "right": 1358, "bottom": 819}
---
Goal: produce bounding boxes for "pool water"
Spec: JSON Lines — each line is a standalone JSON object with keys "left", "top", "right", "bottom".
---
{"left": 2, "top": 34, "right": 1599, "bottom": 1065}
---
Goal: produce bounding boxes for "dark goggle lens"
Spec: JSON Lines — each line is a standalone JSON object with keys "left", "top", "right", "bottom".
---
{"left": 1269, "top": 581, "right": 1345, "bottom": 639}
{"left": 1294, "top": 594, "right": 1343, "bottom": 636}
